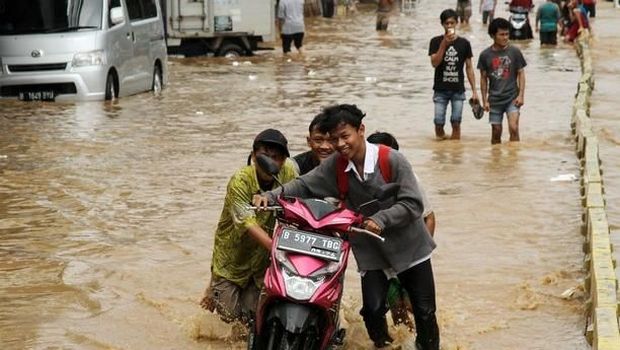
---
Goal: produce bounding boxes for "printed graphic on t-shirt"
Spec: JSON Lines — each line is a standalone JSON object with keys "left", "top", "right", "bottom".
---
{"left": 442, "top": 46, "right": 459, "bottom": 83}
{"left": 491, "top": 55, "right": 512, "bottom": 80}
{"left": 429, "top": 36, "right": 472, "bottom": 91}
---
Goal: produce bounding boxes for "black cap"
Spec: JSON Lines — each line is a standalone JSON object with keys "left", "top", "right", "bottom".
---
{"left": 253, "top": 128, "right": 290, "bottom": 157}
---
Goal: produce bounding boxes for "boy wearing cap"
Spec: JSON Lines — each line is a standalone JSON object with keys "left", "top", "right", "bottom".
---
{"left": 200, "top": 129, "right": 297, "bottom": 324}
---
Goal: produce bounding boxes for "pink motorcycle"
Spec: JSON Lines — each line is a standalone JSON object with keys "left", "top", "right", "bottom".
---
{"left": 248, "top": 156, "right": 397, "bottom": 350}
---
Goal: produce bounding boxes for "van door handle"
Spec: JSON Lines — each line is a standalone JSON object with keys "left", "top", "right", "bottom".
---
{"left": 126, "top": 32, "right": 134, "bottom": 41}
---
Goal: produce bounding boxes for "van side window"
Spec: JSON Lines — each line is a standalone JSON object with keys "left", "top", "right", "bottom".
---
{"left": 141, "top": 0, "right": 157, "bottom": 19}
{"left": 125, "top": 0, "right": 157, "bottom": 21}
{"left": 126, "top": 0, "right": 142, "bottom": 20}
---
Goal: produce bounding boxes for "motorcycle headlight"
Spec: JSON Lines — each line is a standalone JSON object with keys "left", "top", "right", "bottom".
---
{"left": 309, "top": 260, "right": 340, "bottom": 278}
{"left": 72, "top": 50, "right": 105, "bottom": 67}
{"left": 275, "top": 250, "right": 298, "bottom": 274}
{"left": 282, "top": 269, "right": 322, "bottom": 301}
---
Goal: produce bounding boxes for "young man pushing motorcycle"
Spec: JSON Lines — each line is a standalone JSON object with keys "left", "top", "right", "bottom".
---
{"left": 253, "top": 105, "right": 439, "bottom": 350}
{"left": 291, "top": 112, "right": 335, "bottom": 175}
{"left": 200, "top": 129, "right": 297, "bottom": 324}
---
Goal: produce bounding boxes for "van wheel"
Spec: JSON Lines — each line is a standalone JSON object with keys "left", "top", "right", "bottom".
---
{"left": 217, "top": 42, "right": 245, "bottom": 58}
{"left": 152, "top": 65, "right": 163, "bottom": 95}
{"left": 104, "top": 72, "right": 117, "bottom": 101}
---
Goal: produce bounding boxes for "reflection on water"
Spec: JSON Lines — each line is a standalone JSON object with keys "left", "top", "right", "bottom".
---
{"left": 0, "top": 0, "right": 598, "bottom": 349}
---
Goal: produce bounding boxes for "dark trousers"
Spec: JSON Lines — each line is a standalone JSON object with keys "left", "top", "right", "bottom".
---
{"left": 360, "top": 259, "right": 439, "bottom": 350}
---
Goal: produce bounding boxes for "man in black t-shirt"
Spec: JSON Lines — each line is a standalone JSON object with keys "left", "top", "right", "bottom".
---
{"left": 428, "top": 9, "right": 479, "bottom": 140}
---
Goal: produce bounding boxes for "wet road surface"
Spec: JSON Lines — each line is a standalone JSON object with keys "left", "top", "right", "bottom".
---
{"left": 2, "top": 1, "right": 612, "bottom": 349}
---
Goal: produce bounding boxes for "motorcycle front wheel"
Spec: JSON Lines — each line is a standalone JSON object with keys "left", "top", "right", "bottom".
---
{"left": 251, "top": 321, "right": 320, "bottom": 350}
{"left": 248, "top": 320, "right": 285, "bottom": 350}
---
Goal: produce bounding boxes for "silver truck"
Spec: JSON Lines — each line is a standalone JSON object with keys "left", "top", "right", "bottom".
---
{"left": 163, "top": 0, "right": 276, "bottom": 57}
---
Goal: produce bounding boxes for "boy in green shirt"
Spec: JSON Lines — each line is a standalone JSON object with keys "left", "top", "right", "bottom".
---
{"left": 200, "top": 129, "right": 297, "bottom": 324}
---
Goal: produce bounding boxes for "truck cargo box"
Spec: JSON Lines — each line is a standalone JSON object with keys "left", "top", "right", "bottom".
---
{"left": 164, "top": 0, "right": 276, "bottom": 56}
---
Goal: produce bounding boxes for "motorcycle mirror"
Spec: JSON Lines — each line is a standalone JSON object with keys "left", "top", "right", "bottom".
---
{"left": 358, "top": 200, "right": 381, "bottom": 217}
{"left": 357, "top": 184, "right": 400, "bottom": 217}
{"left": 374, "top": 183, "right": 400, "bottom": 201}
{"left": 256, "top": 154, "right": 284, "bottom": 189}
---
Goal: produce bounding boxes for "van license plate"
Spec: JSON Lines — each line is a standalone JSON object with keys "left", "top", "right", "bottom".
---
{"left": 277, "top": 229, "right": 342, "bottom": 262}
{"left": 19, "top": 91, "right": 55, "bottom": 101}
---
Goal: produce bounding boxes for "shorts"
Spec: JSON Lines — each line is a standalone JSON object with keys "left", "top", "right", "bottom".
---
{"left": 582, "top": 3, "right": 595, "bottom": 18}
{"left": 282, "top": 32, "right": 304, "bottom": 53}
{"left": 489, "top": 100, "right": 520, "bottom": 125}
{"left": 376, "top": 12, "right": 390, "bottom": 30}
{"left": 482, "top": 10, "right": 494, "bottom": 24}
{"left": 433, "top": 90, "right": 466, "bottom": 125}
{"left": 456, "top": 2, "right": 472, "bottom": 20}
{"left": 200, "top": 275, "right": 260, "bottom": 324}
{"left": 540, "top": 30, "right": 557, "bottom": 45}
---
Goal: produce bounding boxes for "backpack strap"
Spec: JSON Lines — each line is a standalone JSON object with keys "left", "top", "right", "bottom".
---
{"left": 336, "top": 155, "right": 349, "bottom": 201}
{"left": 336, "top": 145, "right": 392, "bottom": 202}
{"left": 378, "top": 145, "right": 392, "bottom": 183}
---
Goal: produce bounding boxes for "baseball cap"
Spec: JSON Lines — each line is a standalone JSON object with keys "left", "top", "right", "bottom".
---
{"left": 253, "top": 128, "right": 290, "bottom": 157}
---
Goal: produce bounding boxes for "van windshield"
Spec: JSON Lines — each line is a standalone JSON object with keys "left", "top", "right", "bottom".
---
{"left": 0, "top": 0, "right": 102, "bottom": 35}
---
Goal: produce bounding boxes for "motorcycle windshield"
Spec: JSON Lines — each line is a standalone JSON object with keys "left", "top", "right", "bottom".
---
{"left": 298, "top": 198, "right": 338, "bottom": 220}
{"left": 278, "top": 197, "right": 359, "bottom": 230}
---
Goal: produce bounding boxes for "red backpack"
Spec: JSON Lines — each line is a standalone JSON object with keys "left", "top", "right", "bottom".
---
{"left": 336, "top": 145, "right": 392, "bottom": 201}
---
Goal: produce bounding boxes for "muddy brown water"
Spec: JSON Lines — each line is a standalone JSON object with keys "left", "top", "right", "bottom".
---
{"left": 3, "top": 1, "right": 616, "bottom": 349}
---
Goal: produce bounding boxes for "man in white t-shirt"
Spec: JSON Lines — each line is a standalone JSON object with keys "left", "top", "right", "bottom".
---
{"left": 480, "top": 0, "right": 498, "bottom": 25}
{"left": 277, "top": 0, "right": 305, "bottom": 55}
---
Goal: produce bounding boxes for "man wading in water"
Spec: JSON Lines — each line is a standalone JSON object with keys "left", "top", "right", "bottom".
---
{"left": 429, "top": 9, "right": 478, "bottom": 140}
{"left": 478, "top": 18, "right": 527, "bottom": 144}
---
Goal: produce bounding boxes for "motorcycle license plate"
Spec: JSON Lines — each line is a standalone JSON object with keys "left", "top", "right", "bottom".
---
{"left": 277, "top": 229, "right": 343, "bottom": 262}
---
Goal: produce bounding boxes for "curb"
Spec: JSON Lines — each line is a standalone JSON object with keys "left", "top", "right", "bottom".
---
{"left": 572, "top": 32, "right": 620, "bottom": 349}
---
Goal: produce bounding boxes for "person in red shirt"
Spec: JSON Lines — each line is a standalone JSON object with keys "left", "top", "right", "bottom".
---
{"left": 565, "top": 0, "right": 590, "bottom": 42}
{"left": 582, "top": 0, "right": 596, "bottom": 18}
{"left": 509, "top": 0, "right": 533, "bottom": 9}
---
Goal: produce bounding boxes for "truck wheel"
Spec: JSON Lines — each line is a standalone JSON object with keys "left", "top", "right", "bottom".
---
{"left": 104, "top": 71, "right": 117, "bottom": 101}
{"left": 217, "top": 42, "right": 246, "bottom": 58}
{"left": 152, "top": 64, "right": 163, "bottom": 95}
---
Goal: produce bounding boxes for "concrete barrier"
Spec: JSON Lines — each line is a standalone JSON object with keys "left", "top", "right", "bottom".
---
{"left": 572, "top": 33, "right": 620, "bottom": 349}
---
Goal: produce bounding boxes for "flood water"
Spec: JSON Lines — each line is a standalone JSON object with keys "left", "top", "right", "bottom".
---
{"left": 3, "top": 0, "right": 614, "bottom": 349}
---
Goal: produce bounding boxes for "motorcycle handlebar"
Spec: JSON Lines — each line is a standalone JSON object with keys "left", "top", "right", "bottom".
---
{"left": 248, "top": 205, "right": 386, "bottom": 242}
{"left": 349, "top": 227, "right": 386, "bottom": 242}
{"left": 247, "top": 206, "right": 282, "bottom": 211}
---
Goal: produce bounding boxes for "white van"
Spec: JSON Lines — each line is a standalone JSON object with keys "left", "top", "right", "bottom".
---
{"left": 0, "top": 0, "right": 168, "bottom": 101}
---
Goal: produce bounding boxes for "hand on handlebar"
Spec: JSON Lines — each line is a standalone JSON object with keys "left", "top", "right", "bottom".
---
{"left": 252, "top": 194, "right": 270, "bottom": 210}
{"left": 362, "top": 219, "right": 382, "bottom": 235}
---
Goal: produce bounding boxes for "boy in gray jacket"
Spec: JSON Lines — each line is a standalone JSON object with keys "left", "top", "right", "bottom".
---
{"left": 253, "top": 105, "right": 439, "bottom": 349}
